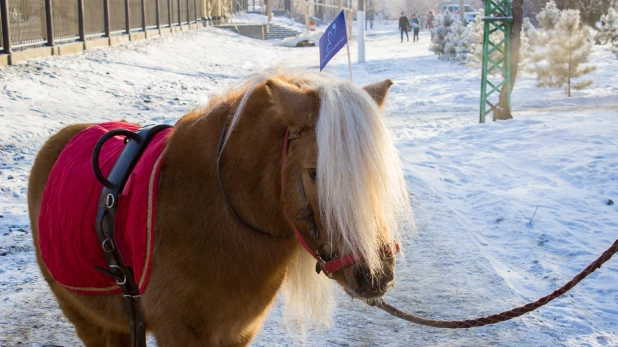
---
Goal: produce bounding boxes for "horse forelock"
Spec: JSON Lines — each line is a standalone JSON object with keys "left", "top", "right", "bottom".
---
{"left": 316, "top": 82, "right": 412, "bottom": 274}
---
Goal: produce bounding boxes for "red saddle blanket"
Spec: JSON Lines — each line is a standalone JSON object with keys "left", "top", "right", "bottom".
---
{"left": 39, "top": 122, "right": 172, "bottom": 295}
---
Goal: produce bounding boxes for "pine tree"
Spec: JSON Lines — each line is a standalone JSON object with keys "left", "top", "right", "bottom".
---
{"left": 536, "top": 9, "right": 596, "bottom": 96}
{"left": 522, "top": 17, "right": 538, "bottom": 46}
{"left": 537, "top": 0, "right": 561, "bottom": 30}
{"left": 528, "top": 2, "right": 561, "bottom": 75}
{"left": 599, "top": 7, "right": 618, "bottom": 56}
{"left": 444, "top": 21, "right": 470, "bottom": 64}
{"left": 467, "top": 9, "right": 506, "bottom": 68}
{"left": 589, "top": 0, "right": 607, "bottom": 26}
{"left": 466, "top": 10, "right": 485, "bottom": 66}
{"left": 430, "top": 12, "right": 455, "bottom": 57}
{"left": 518, "top": 18, "right": 535, "bottom": 71}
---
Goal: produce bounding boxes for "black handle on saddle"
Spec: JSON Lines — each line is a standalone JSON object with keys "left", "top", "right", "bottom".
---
{"left": 92, "top": 129, "right": 140, "bottom": 188}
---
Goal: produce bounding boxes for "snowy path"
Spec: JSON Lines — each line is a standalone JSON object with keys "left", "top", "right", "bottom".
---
{"left": 1, "top": 24, "right": 617, "bottom": 346}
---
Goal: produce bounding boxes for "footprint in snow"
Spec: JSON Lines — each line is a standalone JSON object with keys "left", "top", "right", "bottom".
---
{"left": 425, "top": 151, "right": 441, "bottom": 159}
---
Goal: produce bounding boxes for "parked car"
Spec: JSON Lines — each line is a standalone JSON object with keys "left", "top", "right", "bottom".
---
{"left": 438, "top": 4, "right": 479, "bottom": 25}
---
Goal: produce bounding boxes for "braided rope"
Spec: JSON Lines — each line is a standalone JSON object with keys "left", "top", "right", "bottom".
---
{"left": 370, "top": 238, "right": 618, "bottom": 328}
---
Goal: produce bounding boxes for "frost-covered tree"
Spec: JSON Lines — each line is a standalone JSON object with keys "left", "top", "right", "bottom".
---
{"left": 527, "top": 0, "right": 613, "bottom": 28}
{"left": 599, "top": 7, "right": 618, "bottom": 55}
{"left": 586, "top": 0, "right": 609, "bottom": 27}
{"left": 537, "top": 0, "right": 561, "bottom": 30}
{"left": 466, "top": 9, "right": 506, "bottom": 68}
{"left": 518, "top": 18, "right": 536, "bottom": 70}
{"left": 444, "top": 21, "right": 470, "bottom": 63}
{"left": 527, "top": 2, "right": 561, "bottom": 74}
{"left": 522, "top": 17, "right": 539, "bottom": 46}
{"left": 466, "top": 10, "right": 485, "bottom": 66}
{"left": 430, "top": 12, "right": 455, "bottom": 56}
{"left": 535, "top": 9, "right": 596, "bottom": 96}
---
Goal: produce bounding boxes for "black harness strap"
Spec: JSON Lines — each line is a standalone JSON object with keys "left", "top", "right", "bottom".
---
{"left": 93, "top": 124, "right": 172, "bottom": 347}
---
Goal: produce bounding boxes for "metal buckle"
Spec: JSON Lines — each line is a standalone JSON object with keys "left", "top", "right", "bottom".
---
{"left": 109, "top": 265, "right": 127, "bottom": 285}
{"left": 106, "top": 193, "right": 115, "bottom": 208}
{"left": 123, "top": 294, "right": 142, "bottom": 299}
{"left": 315, "top": 254, "right": 334, "bottom": 278}
{"left": 101, "top": 238, "right": 115, "bottom": 252}
{"left": 296, "top": 206, "right": 320, "bottom": 240}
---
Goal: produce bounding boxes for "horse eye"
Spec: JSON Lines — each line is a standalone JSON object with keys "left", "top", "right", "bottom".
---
{"left": 308, "top": 168, "right": 317, "bottom": 181}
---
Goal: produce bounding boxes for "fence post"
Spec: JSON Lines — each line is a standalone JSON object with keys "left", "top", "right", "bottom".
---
{"left": 205, "top": 0, "right": 209, "bottom": 26}
{"left": 104, "top": 0, "right": 111, "bottom": 36}
{"left": 168, "top": 0, "right": 172, "bottom": 26}
{"left": 45, "top": 0, "right": 55, "bottom": 46}
{"left": 177, "top": 0, "right": 181, "bottom": 26}
{"left": 78, "top": 0, "right": 86, "bottom": 41}
{"left": 125, "top": 0, "right": 131, "bottom": 34}
{"left": 155, "top": 0, "right": 160, "bottom": 29}
{"left": 1, "top": 0, "right": 11, "bottom": 53}
{"left": 186, "top": 0, "right": 190, "bottom": 25}
{"left": 193, "top": 0, "right": 198, "bottom": 22}
{"left": 141, "top": 0, "right": 146, "bottom": 31}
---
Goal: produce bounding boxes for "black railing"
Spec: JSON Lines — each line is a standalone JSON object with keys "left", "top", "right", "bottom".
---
{"left": 85, "top": 0, "right": 106, "bottom": 37}
{"left": 6, "top": 0, "right": 47, "bottom": 49}
{"left": 108, "top": 0, "right": 126, "bottom": 34}
{"left": 52, "top": 0, "right": 79, "bottom": 42}
{"left": 0, "top": 0, "right": 204, "bottom": 54}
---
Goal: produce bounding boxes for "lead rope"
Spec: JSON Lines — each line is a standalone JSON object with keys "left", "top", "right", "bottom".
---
{"left": 368, "top": 238, "right": 618, "bottom": 328}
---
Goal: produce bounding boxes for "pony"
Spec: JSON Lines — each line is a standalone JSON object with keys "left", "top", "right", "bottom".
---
{"left": 27, "top": 70, "right": 413, "bottom": 346}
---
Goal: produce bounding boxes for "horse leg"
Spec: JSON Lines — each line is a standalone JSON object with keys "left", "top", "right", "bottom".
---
{"left": 56, "top": 296, "right": 131, "bottom": 347}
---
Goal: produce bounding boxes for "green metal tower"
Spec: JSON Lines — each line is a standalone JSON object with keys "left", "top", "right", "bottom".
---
{"left": 479, "top": 0, "right": 513, "bottom": 123}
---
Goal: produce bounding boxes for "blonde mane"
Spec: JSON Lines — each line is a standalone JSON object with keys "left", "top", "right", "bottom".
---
{"left": 223, "top": 70, "right": 413, "bottom": 330}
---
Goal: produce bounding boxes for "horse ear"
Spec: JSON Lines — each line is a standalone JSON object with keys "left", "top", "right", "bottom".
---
{"left": 363, "top": 79, "right": 393, "bottom": 108}
{"left": 265, "top": 79, "right": 316, "bottom": 134}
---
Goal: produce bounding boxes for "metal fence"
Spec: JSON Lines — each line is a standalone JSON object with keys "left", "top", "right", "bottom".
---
{"left": 85, "top": 0, "right": 105, "bottom": 37}
{"left": 128, "top": 0, "right": 142, "bottom": 31}
{"left": 159, "top": 0, "right": 169, "bottom": 27}
{"left": 179, "top": 0, "right": 187, "bottom": 24}
{"left": 171, "top": 0, "right": 178, "bottom": 25}
{"left": 53, "top": 0, "right": 79, "bottom": 42}
{"left": 1, "top": 0, "right": 203, "bottom": 53}
{"left": 109, "top": 0, "right": 127, "bottom": 33}
{"left": 6, "top": 0, "right": 47, "bottom": 49}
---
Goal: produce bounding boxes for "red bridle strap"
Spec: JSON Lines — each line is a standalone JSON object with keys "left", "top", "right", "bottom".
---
{"left": 281, "top": 129, "right": 401, "bottom": 277}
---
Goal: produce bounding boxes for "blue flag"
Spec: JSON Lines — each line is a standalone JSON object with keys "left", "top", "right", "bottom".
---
{"left": 319, "top": 10, "right": 348, "bottom": 71}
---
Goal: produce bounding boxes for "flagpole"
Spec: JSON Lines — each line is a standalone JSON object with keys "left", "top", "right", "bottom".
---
{"left": 357, "top": 0, "right": 365, "bottom": 63}
{"left": 345, "top": 10, "right": 352, "bottom": 83}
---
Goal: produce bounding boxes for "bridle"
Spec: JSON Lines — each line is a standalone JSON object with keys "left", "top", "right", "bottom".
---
{"left": 217, "top": 118, "right": 401, "bottom": 278}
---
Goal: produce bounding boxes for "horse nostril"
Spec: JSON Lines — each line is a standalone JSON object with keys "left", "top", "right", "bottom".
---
{"left": 354, "top": 267, "right": 373, "bottom": 288}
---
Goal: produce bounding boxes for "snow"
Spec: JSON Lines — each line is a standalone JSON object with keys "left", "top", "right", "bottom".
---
{"left": 1, "top": 20, "right": 617, "bottom": 346}
{"left": 280, "top": 32, "right": 323, "bottom": 47}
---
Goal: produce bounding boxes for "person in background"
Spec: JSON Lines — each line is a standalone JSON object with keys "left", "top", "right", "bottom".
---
{"left": 411, "top": 14, "right": 420, "bottom": 42}
{"left": 399, "top": 12, "right": 410, "bottom": 43}
{"left": 427, "top": 11, "right": 434, "bottom": 29}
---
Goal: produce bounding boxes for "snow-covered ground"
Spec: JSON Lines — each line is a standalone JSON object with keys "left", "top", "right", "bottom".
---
{"left": 1, "top": 21, "right": 617, "bottom": 347}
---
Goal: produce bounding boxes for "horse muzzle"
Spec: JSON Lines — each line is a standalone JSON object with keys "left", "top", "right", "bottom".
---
{"left": 343, "top": 261, "right": 396, "bottom": 300}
